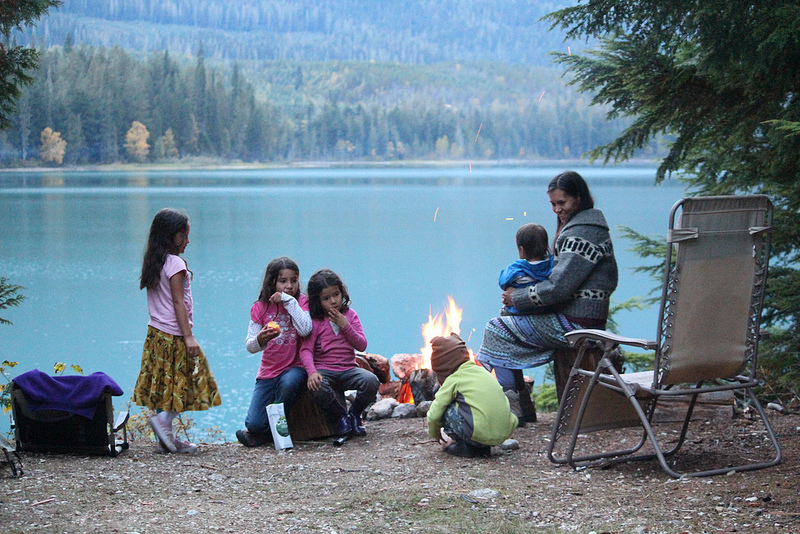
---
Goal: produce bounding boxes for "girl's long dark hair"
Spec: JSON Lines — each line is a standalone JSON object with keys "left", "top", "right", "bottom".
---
{"left": 140, "top": 208, "right": 189, "bottom": 290}
{"left": 257, "top": 257, "right": 301, "bottom": 303}
{"left": 307, "top": 269, "right": 350, "bottom": 320}
{"left": 547, "top": 170, "right": 595, "bottom": 238}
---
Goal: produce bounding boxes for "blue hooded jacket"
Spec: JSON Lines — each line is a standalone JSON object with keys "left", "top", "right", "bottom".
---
{"left": 498, "top": 255, "right": 554, "bottom": 314}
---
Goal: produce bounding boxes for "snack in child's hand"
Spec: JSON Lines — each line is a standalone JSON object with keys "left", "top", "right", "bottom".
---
{"left": 267, "top": 321, "right": 281, "bottom": 333}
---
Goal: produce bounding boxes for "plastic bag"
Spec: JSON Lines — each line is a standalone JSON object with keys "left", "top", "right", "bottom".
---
{"left": 266, "top": 402, "right": 293, "bottom": 451}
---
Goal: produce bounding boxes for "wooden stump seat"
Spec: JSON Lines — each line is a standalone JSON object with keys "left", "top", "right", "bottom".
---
{"left": 286, "top": 388, "right": 336, "bottom": 441}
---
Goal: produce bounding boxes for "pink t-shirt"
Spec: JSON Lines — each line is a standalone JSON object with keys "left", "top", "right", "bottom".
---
{"left": 147, "top": 254, "right": 192, "bottom": 336}
{"left": 250, "top": 295, "right": 308, "bottom": 379}
{"left": 299, "top": 308, "right": 367, "bottom": 375}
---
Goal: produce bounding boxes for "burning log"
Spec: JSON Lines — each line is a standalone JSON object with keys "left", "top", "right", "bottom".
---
{"left": 385, "top": 296, "right": 473, "bottom": 406}
{"left": 408, "top": 368, "right": 438, "bottom": 404}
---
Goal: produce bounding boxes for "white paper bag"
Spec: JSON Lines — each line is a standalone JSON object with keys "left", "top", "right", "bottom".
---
{"left": 266, "top": 403, "right": 293, "bottom": 450}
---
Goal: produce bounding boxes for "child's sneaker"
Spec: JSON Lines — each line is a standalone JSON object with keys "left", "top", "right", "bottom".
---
{"left": 155, "top": 436, "right": 170, "bottom": 453}
{"left": 446, "top": 440, "right": 491, "bottom": 458}
{"left": 174, "top": 439, "right": 198, "bottom": 454}
{"left": 149, "top": 415, "right": 177, "bottom": 453}
{"left": 236, "top": 429, "right": 270, "bottom": 447}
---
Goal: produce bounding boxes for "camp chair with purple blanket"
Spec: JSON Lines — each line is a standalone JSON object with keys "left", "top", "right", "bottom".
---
{"left": 11, "top": 370, "right": 130, "bottom": 456}
{"left": 547, "top": 195, "right": 781, "bottom": 478}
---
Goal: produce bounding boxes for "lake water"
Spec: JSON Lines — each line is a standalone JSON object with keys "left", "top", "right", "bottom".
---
{"left": 0, "top": 165, "right": 686, "bottom": 440}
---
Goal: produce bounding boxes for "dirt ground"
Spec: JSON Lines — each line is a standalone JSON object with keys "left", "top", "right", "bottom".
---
{"left": 1, "top": 407, "right": 798, "bottom": 534}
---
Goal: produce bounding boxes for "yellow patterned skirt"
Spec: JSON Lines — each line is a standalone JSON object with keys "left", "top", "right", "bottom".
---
{"left": 133, "top": 326, "right": 222, "bottom": 412}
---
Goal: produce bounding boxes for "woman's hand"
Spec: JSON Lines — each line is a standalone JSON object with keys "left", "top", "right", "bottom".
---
{"left": 307, "top": 372, "right": 323, "bottom": 391}
{"left": 256, "top": 323, "right": 281, "bottom": 345}
{"left": 502, "top": 287, "right": 515, "bottom": 307}
{"left": 327, "top": 308, "right": 348, "bottom": 328}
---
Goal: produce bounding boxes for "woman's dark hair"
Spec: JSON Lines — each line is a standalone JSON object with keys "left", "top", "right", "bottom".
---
{"left": 140, "top": 208, "right": 189, "bottom": 290}
{"left": 548, "top": 171, "right": 594, "bottom": 212}
{"left": 307, "top": 268, "right": 350, "bottom": 320}
{"left": 547, "top": 171, "right": 595, "bottom": 235}
{"left": 258, "top": 257, "right": 301, "bottom": 303}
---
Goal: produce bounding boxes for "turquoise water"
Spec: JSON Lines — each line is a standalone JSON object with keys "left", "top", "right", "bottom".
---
{"left": 0, "top": 165, "right": 686, "bottom": 440}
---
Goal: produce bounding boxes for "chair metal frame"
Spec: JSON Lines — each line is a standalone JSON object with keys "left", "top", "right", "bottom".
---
{"left": 11, "top": 381, "right": 129, "bottom": 457}
{"left": 546, "top": 195, "right": 782, "bottom": 478}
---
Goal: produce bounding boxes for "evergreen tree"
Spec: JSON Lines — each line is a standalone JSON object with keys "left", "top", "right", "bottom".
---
{"left": 545, "top": 0, "right": 800, "bottom": 402}
{"left": 161, "top": 128, "right": 178, "bottom": 159}
{"left": 192, "top": 43, "right": 207, "bottom": 138}
{"left": 0, "top": 0, "right": 62, "bottom": 130}
{"left": 64, "top": 111, "right": 87, "bottom": 164}
{"left": 0, "top": 276, "right": 25, "bottom": 326}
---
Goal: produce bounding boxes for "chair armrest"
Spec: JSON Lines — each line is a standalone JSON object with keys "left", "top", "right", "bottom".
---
{"left": 565, "top": 329, "right": 658, "bottom": 351}
{"left": 113, "top": 411, "right": 130, "bottom": 432}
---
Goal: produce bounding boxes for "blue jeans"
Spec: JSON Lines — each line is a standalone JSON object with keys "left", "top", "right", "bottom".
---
{"left": 483, "top": 364, "right": 517, "bottom": 391}
{"left": 244, "top": 366, "right": 307, "bottom": 437}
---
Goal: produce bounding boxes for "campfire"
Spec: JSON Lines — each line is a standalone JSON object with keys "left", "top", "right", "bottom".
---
{"left": 391, "top": 297, "right": 476, "bottom": 405}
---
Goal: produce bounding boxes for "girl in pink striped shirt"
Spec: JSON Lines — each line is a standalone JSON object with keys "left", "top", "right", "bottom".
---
{"left": 236, "top": 257, "right": 311, "bottom": 447}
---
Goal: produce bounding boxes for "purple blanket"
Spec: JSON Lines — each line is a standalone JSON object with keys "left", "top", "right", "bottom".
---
{"left": 13, "top": 370, "right": 124, "bottom": 419}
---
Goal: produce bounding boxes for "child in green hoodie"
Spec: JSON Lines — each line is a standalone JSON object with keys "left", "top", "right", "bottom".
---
{"left": 427, "top": 333, "right": 518, "bottom": 458}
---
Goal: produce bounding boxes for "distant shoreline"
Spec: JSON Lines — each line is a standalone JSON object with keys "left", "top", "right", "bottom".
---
{"left": 0, "top": 157, "right": 661, "bottom": 173}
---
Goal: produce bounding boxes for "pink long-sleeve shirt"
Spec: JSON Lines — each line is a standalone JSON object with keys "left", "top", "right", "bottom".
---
{"left": 299, "top": 308, "right": 367, "bottom": 375}
{"left": 246, "top": 294, "right": 310, "bottom": 380}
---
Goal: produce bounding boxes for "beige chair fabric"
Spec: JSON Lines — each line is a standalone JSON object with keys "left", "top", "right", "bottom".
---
{"left": 547, "top": 195, "right": 781, "bottom": 478}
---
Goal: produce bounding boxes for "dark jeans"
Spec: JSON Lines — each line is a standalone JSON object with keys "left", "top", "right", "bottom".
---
{"left": 311, "top": 367, "right": 379, "bottom": 415}
{"left": 244, "top": 366, "right": 307, "bottom": 436}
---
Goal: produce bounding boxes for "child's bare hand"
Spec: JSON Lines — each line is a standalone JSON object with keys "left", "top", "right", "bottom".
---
{"left": 185, "top": 335, "right": 201, "bottom": 357}
{"left": 269, "top": 291, "right": 284, "bottom": 304}
{"left": 307, "top": 372, "right": 323, "bottom": 391}
{"left": 256, "top": 323, "right": 281, "bottom": 345}
{"left": 438, "top": 429, "right": 453, "bottom": 450}
{"left": 327, "top": 308, "right": 348, "bottom": 328}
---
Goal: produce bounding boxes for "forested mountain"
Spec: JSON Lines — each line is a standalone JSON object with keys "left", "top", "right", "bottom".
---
{"left": 1, "top": 45, "right": 641, "bottom": 165}
{"left": 23, "top": 0, "right": 580, "bottom": 65}
{"left": 2, "top": 1, "right": 654, "bottom": 166}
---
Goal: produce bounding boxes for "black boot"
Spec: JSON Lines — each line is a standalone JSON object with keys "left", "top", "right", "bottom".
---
{"left": 348, "top": 397, "right": 371, "bottom": 437}
{"left": 513, "top": 370, "right": 536, "bottom": 424}
{"left": 328, "top": 400, "right": 352, "bottom": 437}
{"left": 348, "top": 411, "right": 366, "bottom": 436}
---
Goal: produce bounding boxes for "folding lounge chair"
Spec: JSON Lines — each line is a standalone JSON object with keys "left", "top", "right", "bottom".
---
{"left": 0, "top": 433, "right": 23, "bottom": 477}
{"left": 547, "top": 195, "right": 781, "bottom": 478}
{"left": 11, "top": 370, "right": 130, "bottom": 457}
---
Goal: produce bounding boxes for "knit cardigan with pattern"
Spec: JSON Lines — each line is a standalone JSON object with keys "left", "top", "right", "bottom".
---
{"left": 510, "top": 208, "right": 618, "bottom": 325}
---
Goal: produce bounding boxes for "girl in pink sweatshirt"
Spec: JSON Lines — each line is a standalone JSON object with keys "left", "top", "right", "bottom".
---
{"left": 299, "top": 269, "right": 379, "bottom": 438}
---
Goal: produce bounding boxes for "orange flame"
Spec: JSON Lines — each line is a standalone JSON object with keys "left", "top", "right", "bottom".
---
{"left": 398, "top": 297, "right": 478, "bottom": 404}
{"left": 419, "top": 296, "right": 476, "bottom": 369}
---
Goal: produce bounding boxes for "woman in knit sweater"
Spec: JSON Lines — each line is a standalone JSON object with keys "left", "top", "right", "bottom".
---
{"left": 476, "top": 171, "right": 618, "bottom": 401}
